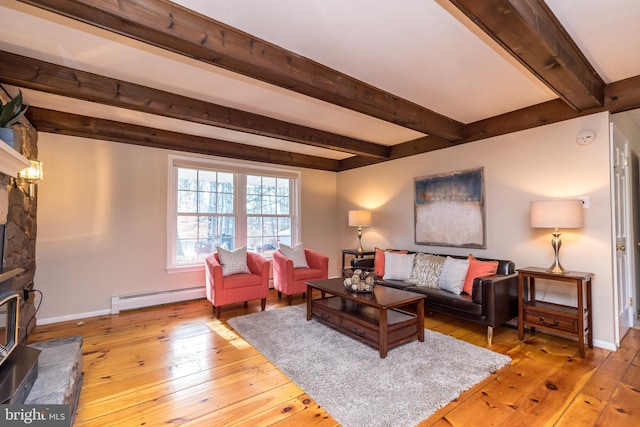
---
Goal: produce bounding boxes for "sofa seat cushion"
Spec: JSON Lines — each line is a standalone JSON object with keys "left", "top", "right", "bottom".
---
{"left": 222, "top": 273, "right": 264, "bottom": 289}
{"left": 293, "top": 267, "right": 324, "bottom": 281}
{"left": 407, "top": 286, "right": 483, "bottom": 316}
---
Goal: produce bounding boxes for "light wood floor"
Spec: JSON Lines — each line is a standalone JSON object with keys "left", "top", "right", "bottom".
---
{"left": 28, "top": 289, "right": 640, "bottom": 426}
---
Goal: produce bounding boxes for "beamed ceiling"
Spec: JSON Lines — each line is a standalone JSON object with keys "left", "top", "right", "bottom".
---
{"left": 1, "top": 0, "right": 640, "bottom": 171}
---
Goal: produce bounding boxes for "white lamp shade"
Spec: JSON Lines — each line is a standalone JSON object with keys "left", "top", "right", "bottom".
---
{"left": 530, "top": 200, "right": 583, "bottom": 229}
{"left": 348, "top": 210, "right": 372, "bottom": 227}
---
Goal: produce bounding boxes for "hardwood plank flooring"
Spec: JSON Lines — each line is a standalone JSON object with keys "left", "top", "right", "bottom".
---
{"left": 27, "top": 289, "right": 640, "bottom": 426}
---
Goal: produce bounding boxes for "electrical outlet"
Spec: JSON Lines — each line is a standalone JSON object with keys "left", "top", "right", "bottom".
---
{"left": 578, "top": 196, "right": 590, "bottom": 209}
{"left": 23, "top": 289, "right": 35, "bottom": 303}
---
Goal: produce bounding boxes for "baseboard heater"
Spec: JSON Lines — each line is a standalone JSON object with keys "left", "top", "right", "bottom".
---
{"left": 110, "top": 286, "right": 206, "bottom": 314}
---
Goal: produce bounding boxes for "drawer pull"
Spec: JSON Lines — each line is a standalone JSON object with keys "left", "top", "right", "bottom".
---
{"left": 352, "top": 327, "right": 366, "bottom": 337}
{"left": 320, "top": 313, "right": 330, "bottom": 320}
{"left": 539, "top": 317, "right": 559, "bottom": 327}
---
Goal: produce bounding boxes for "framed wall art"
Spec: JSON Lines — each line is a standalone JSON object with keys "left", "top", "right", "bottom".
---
{"left": 414, "top": 167, "right": 486, "bottom": 248}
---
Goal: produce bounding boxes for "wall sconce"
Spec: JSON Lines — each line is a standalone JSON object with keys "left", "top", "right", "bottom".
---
{"left": 17, "top": 160, "right": 43, "bottom": 199}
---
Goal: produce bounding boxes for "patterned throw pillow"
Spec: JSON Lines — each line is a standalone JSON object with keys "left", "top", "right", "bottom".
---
{"left": 407, "top": 254, "right": 445, "bottom": 288}
{"left": 438, "top": 256, "right": 470, "bottom": 295}
{"left": 382, "top": 252, "right": 416, "bottom": 281}
{"left": 216, "top": 246, "right": 250, "bottom": 276}
{"left": 279, "top": 243, "right": 309, "bottom": 268}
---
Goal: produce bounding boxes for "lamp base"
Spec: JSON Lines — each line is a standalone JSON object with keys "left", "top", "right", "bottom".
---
{"left": 355, "top": 226, "right": 364, "bottom": 255}
{"left": 547, "top": 232, "right": 568, "bottom": 274}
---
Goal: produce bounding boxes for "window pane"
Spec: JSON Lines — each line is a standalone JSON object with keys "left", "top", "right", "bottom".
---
{"left": 277, "top": 178, "right": 289, "bottom": 197}
{"left": 276, "top": 196, "right": 289, "bottom": 215}
{"left": 177, "top": 190, "right": 197, "bottom": 213}
{"left": 178, "top": 168, "right": 197, "bottom": 190}
{"left": 177, "top": 216, "right": 198, "bottom": 238}
{"left": 198, "top": 191, "right": 216, "bottom": 213}
{"left": 247, "top": 193, "right": 261, "bottom": 214}
{"left": 198, "top": 170, "right": 217, "bottom": 191}
{"left": 218, "top": 172, "right": 234, "bottom": 193}
{"left": 247, "top": 216, "right": 262, "bottom": 238}
{"left": 247, "top": 175, "right": 261, "bottom": 194}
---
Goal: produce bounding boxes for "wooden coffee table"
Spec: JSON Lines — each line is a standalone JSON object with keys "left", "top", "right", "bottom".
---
{"left": 306, "top": 278, "right": 425, "bottom": 358}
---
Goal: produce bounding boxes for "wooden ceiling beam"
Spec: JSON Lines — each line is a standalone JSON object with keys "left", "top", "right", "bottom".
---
{"left": 0, "top": 51, "right": 389, "bottom": 159}
{"left": 339, "top": 136, "right": 454, "bottom": 171}
{"left": 340, "top": 75, "right": 640, "bottom": 170}
{"left": 18, "top": 0, "right": 466, "bottom": 141}
{"left": 449, "top": 0, "right": 605, "bottom": 111}
{"left": 26, "top": 107, "right": 340, "bottom": 171}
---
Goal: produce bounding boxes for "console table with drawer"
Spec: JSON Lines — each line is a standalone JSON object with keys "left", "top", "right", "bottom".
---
{"left": 517, "top": 267, "right": 593, "bottom": 357}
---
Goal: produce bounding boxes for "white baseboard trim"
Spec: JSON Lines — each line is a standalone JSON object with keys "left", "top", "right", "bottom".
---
{"left": 37, "top": 308, "right": 112, "bottom": 326}
{"left": 110, "top": 286, "right": 206, "bottom": 314}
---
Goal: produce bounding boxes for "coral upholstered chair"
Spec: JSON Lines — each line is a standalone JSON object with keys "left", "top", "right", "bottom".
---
{"left": 205, "top": 251, "right": 270, "bottom": 317}
{"left": 272, "top": 247, "right": 329, "bottom": 305}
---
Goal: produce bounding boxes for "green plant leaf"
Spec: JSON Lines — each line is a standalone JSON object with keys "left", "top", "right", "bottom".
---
{"left": 0, "top": 90, "right": 26, "bottom": 127}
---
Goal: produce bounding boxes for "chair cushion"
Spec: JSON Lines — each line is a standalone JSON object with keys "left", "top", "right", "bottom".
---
{"left": 216, "top": 246, "right": 250, "bottom": 276}
{"left": 222, "top": 273, "right": 263, "bottom": 289}
{"left": 293, "top": 267, "right": 324, "bottom": 281}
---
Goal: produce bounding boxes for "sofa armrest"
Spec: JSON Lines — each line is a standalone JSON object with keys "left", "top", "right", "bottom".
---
{"left": 304, "top": 249, "right": 329, "bottom": 277}
{"left": 472, "top": 272, "right": 519, "bottom": 327}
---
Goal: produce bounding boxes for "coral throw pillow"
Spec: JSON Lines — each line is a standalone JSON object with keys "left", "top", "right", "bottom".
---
{"left": 463, "top": 255, "right": 499, "bottom": 295}
{"left": 374, "top": 247, "right": 408, "bottom": 277}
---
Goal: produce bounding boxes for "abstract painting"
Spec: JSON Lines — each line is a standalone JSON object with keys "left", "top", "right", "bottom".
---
{"left": 414, "top": 168, "right": 486, "bottom": 248}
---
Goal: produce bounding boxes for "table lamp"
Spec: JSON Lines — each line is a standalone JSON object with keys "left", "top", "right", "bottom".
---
{"left": 348, "top": 210, "right": 371, "bottom": 255}
{"left": 530, "top": 199, "right": 584, "bottom": 273}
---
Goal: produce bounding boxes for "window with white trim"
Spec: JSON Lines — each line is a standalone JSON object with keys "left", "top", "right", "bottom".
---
{"left": 168, "top": 157, "right": 299, "bottom": 270}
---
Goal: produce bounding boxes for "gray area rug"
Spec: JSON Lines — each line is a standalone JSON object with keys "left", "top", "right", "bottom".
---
{"left": 227, "top": 305, "right": 511, "bottom": 427}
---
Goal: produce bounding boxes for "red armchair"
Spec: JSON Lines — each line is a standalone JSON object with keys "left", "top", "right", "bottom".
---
{"left": 272, "top": 248, "right": 329, "bottom": 305}
{"left": 205, "top": 251, "right": 270, "bottom": 317}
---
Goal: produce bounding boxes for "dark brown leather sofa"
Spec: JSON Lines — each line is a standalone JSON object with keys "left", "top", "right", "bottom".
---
{"left": 350, "top": 253, "right": 518, "bottom": 345}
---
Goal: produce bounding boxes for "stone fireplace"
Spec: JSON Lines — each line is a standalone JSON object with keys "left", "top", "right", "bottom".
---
{"left": 0, "top": 122, "right": 38, "bottom": 344}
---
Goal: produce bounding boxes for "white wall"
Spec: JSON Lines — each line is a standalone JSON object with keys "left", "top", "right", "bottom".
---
{"left": 35, "top": 134, "right": 338, "bottom": 321}
{"left": 337, "top": 112, "right": 616, "bottom": 348}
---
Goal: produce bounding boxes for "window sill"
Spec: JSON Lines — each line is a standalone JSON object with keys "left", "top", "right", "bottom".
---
{"left": 166, "top": 264, "right": 205, "bottom": 274}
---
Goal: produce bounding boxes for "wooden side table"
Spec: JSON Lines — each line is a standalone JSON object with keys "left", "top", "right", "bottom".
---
{"left": 341, "top": 249, "right": 375, "bottom": 275}
{"left": 517, "top": 267, "right": 593, "bottom": 357}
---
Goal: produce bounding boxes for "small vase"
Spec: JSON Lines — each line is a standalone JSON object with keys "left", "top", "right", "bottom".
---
{"left": 0, "top": 128, "right": 16, "bottom": 149}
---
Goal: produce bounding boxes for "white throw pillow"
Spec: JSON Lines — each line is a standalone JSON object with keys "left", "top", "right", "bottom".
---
{"left": 382, "top": 252, "right": 416, "bottom": 281}
{"left": 279, "top": 243, "right": 309, "bottom": 268}
{"left": 438, "top": 256, "right": 470, "bottom": 295}
{"left": 216, "top": 246, "right": 250, "bottom": 276}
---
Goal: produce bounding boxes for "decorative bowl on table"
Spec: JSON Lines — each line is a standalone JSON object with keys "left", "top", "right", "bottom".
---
{"left": 343, "top": 269, "right": 376, "bottom": 292}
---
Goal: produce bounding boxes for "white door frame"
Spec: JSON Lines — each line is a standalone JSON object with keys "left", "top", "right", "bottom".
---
{"left": 611, "top": 122, "right": 635, "bottom": 346}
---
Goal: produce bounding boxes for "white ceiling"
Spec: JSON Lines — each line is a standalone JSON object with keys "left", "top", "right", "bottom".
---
{"left": 1, "top": 0, "right": 640, "bottom": 161}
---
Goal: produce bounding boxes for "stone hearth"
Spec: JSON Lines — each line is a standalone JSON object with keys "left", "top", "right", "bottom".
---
{"left": 25, "top": 336, "right": 83, "bottom": 422}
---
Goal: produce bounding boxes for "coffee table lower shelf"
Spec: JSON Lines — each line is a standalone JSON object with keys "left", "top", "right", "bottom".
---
{"left": 311, "top": 296, "right": 420, "bottom": 358}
